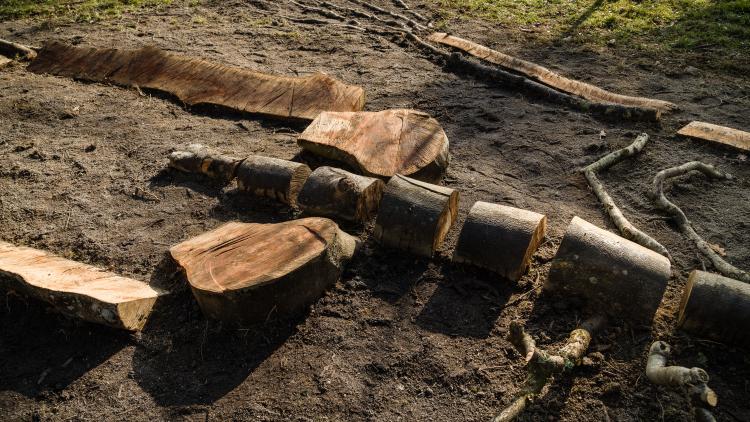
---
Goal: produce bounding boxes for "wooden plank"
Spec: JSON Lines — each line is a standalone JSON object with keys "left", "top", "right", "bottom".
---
{"left": 170, "top": 218, "right": 357, "bottom": 325}
{"left": 428, "top": 32, "right": 676, "bottom": 114}
{"left": 28, "top": 41, "right": 365, "bottom": 120}
{"left": 677, "top": 121, "right": 750, "bottom": 151}
{"left": 0, "top": 241, "right": 165, "bottom": 330}
{"left": 298, "top": 109, "right": 450, "bottom": 182}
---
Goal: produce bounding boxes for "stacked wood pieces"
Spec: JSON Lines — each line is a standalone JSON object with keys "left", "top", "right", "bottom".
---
{"left": 374, "top": 174, "right": 458, "bottom": 257}
{"left": 678, "top": 270, "right": 750, "bottom": 348}
{"left": 545, "top": 216, "right": 671, "bottom": 324}
{"left": 297, "top": 166, "right": 385, "bottom": 223}
{"left": 677, "top": 121, "right": 750, "bottom": 151}
{"left": 297, "top": 109, "right": 450, "bottom": 182}
{"left": 169, "top": 218, "right": 357, "bottom": 325}
{"left": 0, "top": 241, "right": 165, "bottom": 331}
{"left": 453, "top": 202, "right": 547, "bottom": 281}
{"left": 28, "top": 41, "right": 365, "bottom": 120}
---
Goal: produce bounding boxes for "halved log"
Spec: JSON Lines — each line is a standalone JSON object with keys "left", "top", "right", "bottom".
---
{"left": 374, "top": 174, "right": 458, "bottom": 257}
{"left": 677, "top": 121, "right": 750, "bottom": 151}
{"left": 28, "top": 41, "right": 365, "bottom": 120}
{"left": 298, "top": 109, "right": 450, "bottom": 182}
{"left": 678, "top": 270, "right": 750, "bottom": 348}
{"left": 235, "top": 156, "right": 312, "bottom": 206}
{"left": 0, "top": 38, "right": 37, "bottom": 61}
{"left": 169, "top": 218, "right": 357, "bottom": 325}
{"left": 545, "top": 216, "right": 671, "bottom": 324}
{"left": 427, "top": 33, "right": 676, "bottom": 114}
{"left": 297, "top": 166, "right": 385, "bottom": 223}
{"left": 169, "top": 144, "right": 241, "bottom": 183}
{"left": 453, "top": 201, "right": 547, "bottom": 281}
{"left": 0, "top": 241, "right": 165, "bottom": 331}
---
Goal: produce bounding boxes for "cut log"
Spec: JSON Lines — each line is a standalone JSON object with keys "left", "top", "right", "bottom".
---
{"left": 453, "top": 201, "right": 547, "bottom": 281}
{"left": 677, "top": 121, "right": 750, "bottom": 151}
{"left": 169, "top": 144, "right": 241, "bottom": 183}
{"left": 678, "top": 270, "right": 750, "bottom": 348}
{"left": 28, "top": 41, "right": 365, "bottom": 120}
{"left": 374, "top": 174, "right": 458, "bottom": 257}
{"left": 298, "top": 109, "right": 450, "bottom": 182}
{"left": 235, "top": 156, "right": 311, "bottom": 206}
{"left": 0, "top": 241, "right": 165, "bottom": 331}
{"left": 545, "top": 216, "right": 671, "bottom": 324}
{"left": 169, "top": 218, "right": 357, "bottom": 325}
{"left": 297, "top": 166, "right": 385, "bottom": 223}
{"left": 427, "top": 33, "right": 676, "bottom": 114}
{"left": 0, "top": 38, "right": 37, "bottom": 60}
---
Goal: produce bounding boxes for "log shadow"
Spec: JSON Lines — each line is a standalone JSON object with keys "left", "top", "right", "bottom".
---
{"left": 131, "top": 254, "right": 298, "bottom": 406}
{"left": 415, "top": 263, "right": 511, "bottom": 339}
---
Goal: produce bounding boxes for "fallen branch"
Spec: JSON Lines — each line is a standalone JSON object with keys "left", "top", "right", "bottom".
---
{"left": 0, "top": 38, "right": 37, "bottom": 60}
{"left": 650, "top": 162, "right": 748, "bottom": 282}
{"left": 582, "top": 133, "right": 670, "bottom": 258}
{"left": 496, "top": 316, "right": 605, "bottom": 421}
{"left": 646, "top": 341, "right": 717, "bottom": 421}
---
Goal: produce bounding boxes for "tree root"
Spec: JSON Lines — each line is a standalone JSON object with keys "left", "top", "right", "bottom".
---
{"left": 581, "top": 133, "right": 671, "bottom": 258}
{"left": 646, "top": 341, "right": 717, "bottom": 421}
{"left": 496, "top": 316, "right": 606, "bottom": 421}
{"left": 650, "top": 162, "right": 749, "bottom": 282}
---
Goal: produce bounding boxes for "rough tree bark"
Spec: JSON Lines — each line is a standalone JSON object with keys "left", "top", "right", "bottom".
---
{"left": 169, "top": 144, "right": 241, "bottom": 183}
{"left": 236, "top": 155, "right": 312, "bottom": 206}
{"left": 296, "top": 166, "right": 385, "bottom": 223}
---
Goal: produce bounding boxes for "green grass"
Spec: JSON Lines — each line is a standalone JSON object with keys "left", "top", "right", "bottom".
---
{"left": 436, "top": 0, "right": 750, "bottom": 71}
{"left": 0, "top": 0, "right": 174, "bottom": 22}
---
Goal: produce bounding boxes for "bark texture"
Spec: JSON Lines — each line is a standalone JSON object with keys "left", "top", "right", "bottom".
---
{"left": 236, "top": 156, "right": 312, "bottom": 206}
{"left": 297, "top": 166, "right": 385, "bottom": 222}
{"left": 677, "top": 121, "right": 750, "bottom": 151}
{"left": 169, "top": 144, "right": 241, "bottom": 183}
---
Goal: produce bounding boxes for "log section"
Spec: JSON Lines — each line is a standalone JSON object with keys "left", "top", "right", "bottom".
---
{"left": 0, "top": 38, "right": 37, "bottom": 60}
{"left": 169, "top": 144, "right": 240, "bottom": 183}
{"left": 235, "top": 156, "right": 311, "bottom": 206}
{"left": 297, "top": 166, "right": 384, "bottom": 222}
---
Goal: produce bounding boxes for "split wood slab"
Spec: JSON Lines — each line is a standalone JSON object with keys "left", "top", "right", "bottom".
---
{"left": 677, "top": 121, "right": 750, "bottom": 151}
{"left": 545, "top": 216, "right": 671, "bottom": 324}
{"left": 298, "top": 109, "right": 450, "bottom": 182}
{"left": 374, "top": 174, "right": 458, "bottom": 257}
{"left": 0, "top": 241, "right": 164, "bottom": 330}
{"left": 678, "top": 270, "right": 750, "bottom": 348}
{"left": 170, "top": 218, "right": 357, "bottom": 325}
{"left": 297, "top": 166, "right": 384, "bottom": 223}
{"left": 453, "top": 202, "right": 546, "bottom": 281}
{"left": 428, "top": 33, "right": 675, "bottom": 115}
{"left": 28, "top": 41, "right": 365, "bottom": 120}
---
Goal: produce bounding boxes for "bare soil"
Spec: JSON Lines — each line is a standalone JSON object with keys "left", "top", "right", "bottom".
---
{"left": 1, "top": 1, "right": 749, "bottom": 421}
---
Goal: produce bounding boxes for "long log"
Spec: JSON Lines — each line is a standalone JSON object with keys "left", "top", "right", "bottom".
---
{"left": 170, "top": 218, "right": 357, "bottom": 325}
{"left": 298, "top": 109, "right": 451, "bottom": 182}
{"left": 0, "top": 38, "right": 37, "bottom": 60}
{"left": 373, "top": 174, "right": 458, "bottom": 257}
{"left": 0, "top": 241, "right": 165, "bottom": 331}
{"left": 28, "top": 41, "right": 365, "bottom": 120}
{"left": 545, "top": 216, "right": 671, "bottom": 324}
{"left": 677, "top": 121, "right": 750, "bottom": 151}
{"left": 296, "top": 166, "right": 384, "bottom": 223}
{"left": 235, "top": 155, "right": 311, "bottom": 206}
{"left": 678, "top": 270, "right": 750, "bottom": 348}
{"left": 453, "top": 201, "right": 546, "bottom": 281}
{"left": 169, "top": 144, "right": 241, "bottom": 183}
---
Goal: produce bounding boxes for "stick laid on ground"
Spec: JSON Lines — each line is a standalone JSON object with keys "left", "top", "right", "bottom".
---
{"left": 0, "top": 38, "right": 37, "bottom": 60}
{"left": 678, "top": 270, "right": 750, "bottom": 348}
{"left": 0, "top": 241, "right": 165, "bottom": 331}
{"left": 650, "top": 161, "right": 748, "bottom": 282}
{"left": 170, "top": 218, "right": 357, "bottom": 325}
{"left": 677, "top": 121, "right": 750, "bottom": 151}
{"left": 545, "top": 216, "right": 671, "bottom": 324}
{"left": 428, "top": 33, "right": 676, "bottom": 115}
{"left": 374, "top": 174, "right": 458, "bottom": 257}
{"left": 235, "top": 155, "right": 312, "bottom": 206}
{"left": 453, "top": 201, "right": 546, "bottom": 281}
{"left": 297, "top": 166, "right": 385, "bottom": 223}
{"left": 583, "top": 133, "right": 670, "bottom": 258}
{"left": 169, "top": 144, "right": 241, "bottom": 183}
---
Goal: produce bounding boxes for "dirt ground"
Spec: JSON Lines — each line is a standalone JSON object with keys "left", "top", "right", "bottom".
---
{"left": 1, "top": 1, "right": 749, "bottom": 421}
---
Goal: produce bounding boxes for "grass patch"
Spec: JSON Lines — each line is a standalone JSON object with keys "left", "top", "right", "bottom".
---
{"left": 0, "top": 0, "right": 173, "bottom": 22}
{"left": 435, "top": 0, "right": 750, "bottom": 71}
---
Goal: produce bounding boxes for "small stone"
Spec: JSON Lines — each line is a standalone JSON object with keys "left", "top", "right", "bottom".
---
{"left": 84, "top": 144, "right": 97, "bottom": 152}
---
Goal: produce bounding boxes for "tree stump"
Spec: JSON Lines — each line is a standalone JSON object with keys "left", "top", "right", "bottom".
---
{"left": 169, "top": 218, "right": 357, "bottom": 325}
{"left": 235, "top": 156, "right": 312, "bottom": 206}
{"left": 374, "top": 174, "right": 458, "bottom": 257}
{"left": 678, "top": 270, "right": 750, "bottom": 348}
{"left": 298, "top": 109, "right": 450, "bottom": 182}
{"left": 0, "top": 241, "right": 165, "bottom": 331}
{"left": 168, "top": 144, "right": 240, "bottom": 183}
{"left": 297, "top": 166, "right": 385, "bottom": 223}
{"left": 545, "top": 216, "right": 671, "bottom": 324}
{"left": 453, "top": 201, "right": 547, "bottom": 281}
